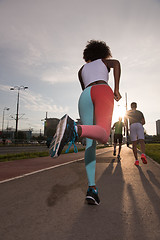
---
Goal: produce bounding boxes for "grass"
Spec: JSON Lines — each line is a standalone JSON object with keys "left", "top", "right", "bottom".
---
{"left": 1, "top": 144, "right": 159, "bottom": 163}
{"left": 144, "top": 143, "right": 160, "bottom": 164}
{"left": 0, "top": 145, "right": 85, "bottom": 162}
{"left": 0, "top": 152, "right": 49, "bottom": 162}
{"left": 0, "top": 144, "right": 110, "bottom": 162}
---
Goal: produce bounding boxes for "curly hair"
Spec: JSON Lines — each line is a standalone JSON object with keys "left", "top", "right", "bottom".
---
{"left": 83, "top": 40, "right": 112, "bottom": 62}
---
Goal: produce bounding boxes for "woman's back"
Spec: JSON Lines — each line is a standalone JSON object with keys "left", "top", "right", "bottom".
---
{"left": 81, "top": 59, "right": 109, "bottom": 88}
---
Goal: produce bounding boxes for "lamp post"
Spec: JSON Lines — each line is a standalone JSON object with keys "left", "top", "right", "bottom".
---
{"left": 125, "top": 92, "right": 129, "bottom": 147}
{"left": 2, "top": 107, "right": 10, "bottom": 133}
{"left": 10, "top": 86, "right": 28, "bottom": 138}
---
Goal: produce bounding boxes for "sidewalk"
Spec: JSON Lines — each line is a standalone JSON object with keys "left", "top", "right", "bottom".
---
{"left": 0, "top": 146, "right": 160, "bottom": 240}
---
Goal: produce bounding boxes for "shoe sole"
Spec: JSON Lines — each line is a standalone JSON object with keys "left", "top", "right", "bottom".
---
{"left": 86, "top": 196, "right": 99, "bottom": 205}
{"left": 49, "top": 114, "right": 68, "bottom": 158}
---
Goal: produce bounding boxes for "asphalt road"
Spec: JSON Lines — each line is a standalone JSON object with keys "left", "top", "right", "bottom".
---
{"left": 0, "top": 146, "right": 160, "bottom": 240}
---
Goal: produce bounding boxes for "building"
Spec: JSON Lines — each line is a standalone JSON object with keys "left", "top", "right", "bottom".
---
{"left": 0, "top": 128, "right": 32, "bottom": 142}
{"left": 44, "top": 118, "right": 59, "bottom": 137}
{"left": 156, "top": 120, "right": 160, "bottom": 135}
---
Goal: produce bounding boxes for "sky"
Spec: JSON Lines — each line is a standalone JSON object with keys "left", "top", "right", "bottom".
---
{"left": 0, "top": 0, "right": 160, "bottom": 135}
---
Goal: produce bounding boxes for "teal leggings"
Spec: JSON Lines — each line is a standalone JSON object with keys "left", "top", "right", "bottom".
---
{"left": 78, "top": 85, "right": 114, "bottom": 186}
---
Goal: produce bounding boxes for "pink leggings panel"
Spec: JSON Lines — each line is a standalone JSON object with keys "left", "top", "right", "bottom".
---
{"left": 79, "top": 85, "right": 114, "bottom": 144}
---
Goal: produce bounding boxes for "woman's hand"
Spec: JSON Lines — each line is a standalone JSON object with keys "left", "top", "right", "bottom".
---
{"left": 114, "top": 90, "right": 122, "bottom": 101}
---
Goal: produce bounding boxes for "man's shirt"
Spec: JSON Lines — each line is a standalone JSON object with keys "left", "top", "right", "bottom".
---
{"left": 126, "top": 110, "right": 144, "bottom": 125}
{"left": 114, "top": 121, "right": 124, "bottom": 134}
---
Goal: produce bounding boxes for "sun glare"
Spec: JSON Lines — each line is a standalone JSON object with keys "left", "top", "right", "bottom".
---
{"left": 112, "top": 104, "right": 126, "bottom": 124}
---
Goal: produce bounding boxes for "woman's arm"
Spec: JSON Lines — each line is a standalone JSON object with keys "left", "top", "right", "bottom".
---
{"left": 103, "top": 59, "right": 122, "bottom": 101}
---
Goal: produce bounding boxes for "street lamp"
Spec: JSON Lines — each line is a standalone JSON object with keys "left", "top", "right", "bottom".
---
{"left": 10, "top": 86, "right": 28, "bottom": 138}
{"left": 2, "top": 107, "right": 10, "bottom": 133}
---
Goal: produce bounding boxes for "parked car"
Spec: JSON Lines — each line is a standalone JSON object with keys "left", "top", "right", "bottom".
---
{"left": 40, "top": 140, "right": 47, "bottom": 144}
{"left": 0, "top": 139, "right": 12, "bottom": 144}
{"left": 28, "top": 140, "right": 39, "bottom": 144}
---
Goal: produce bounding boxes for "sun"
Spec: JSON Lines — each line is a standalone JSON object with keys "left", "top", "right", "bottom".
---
{"left": 112, "top": 103, "right": 126, "bottom": 124}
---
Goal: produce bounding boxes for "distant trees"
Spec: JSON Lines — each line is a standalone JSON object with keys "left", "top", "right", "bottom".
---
{"left": 145, "top": 134, "right": 160, "bottom": 143}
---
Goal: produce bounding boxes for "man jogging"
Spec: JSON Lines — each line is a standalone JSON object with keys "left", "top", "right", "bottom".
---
{"left": 112, "top": 117, "right": 125, "bottom": 159}
{"left": 125, "top": 102, "right": 147, "bottom": 166}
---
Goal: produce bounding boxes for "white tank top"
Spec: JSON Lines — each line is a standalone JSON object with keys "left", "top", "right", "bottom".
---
{"left": 81, "top": 59, "right": 109, "bottom": 88}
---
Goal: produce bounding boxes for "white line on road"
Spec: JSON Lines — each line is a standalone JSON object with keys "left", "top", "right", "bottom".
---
{"left": 0, "top": 150, "right": 109, "bottom": 184}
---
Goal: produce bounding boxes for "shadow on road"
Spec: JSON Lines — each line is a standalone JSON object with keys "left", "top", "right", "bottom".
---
{"left": 44, "top": 147, "right": 160, "bottom": 240}
{"left": 64, "top": 157, "right": 126, "bottom": 240}
{"left": 126, "top": 183, "right": 149, "bottom": 239}
{"left": 46, "top": 159, "right": 87, "bottom": 207}
{"left": 138, "top": 167, "right": 160, "bottom": 222}
{"left": 147, "top": 169, "right": 160, "bottom": 190}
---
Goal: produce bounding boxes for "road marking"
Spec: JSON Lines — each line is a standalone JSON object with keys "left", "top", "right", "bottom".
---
{"left": 0, "top": 150, "right": 109, "bottom": 184}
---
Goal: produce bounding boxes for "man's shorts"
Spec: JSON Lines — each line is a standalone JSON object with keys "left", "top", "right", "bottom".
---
{"left": 130, "top": 122, "right": 144, "bottom": 142}
{"left": 114, "top": 133, "right": 123, "bottom": 144}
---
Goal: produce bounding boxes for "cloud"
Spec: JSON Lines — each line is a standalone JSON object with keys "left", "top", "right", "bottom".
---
{"left": 22, "top": 91, "right": 69, "bottom": 113}
{"left": 41, "top": 65, "right": 78, "bottom": 84}
{"left": 0, "top": 83, "right": 69, "bottom": 114}
{"left": 0, "top": 84, "right": 10, "bottom": 92}
{"left": 1, "top": 0, "right": 159, "bottom": 85}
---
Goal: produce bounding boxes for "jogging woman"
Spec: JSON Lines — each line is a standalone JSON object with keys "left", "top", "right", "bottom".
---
{"left": 50, "top": 40, "right": 122, "bottom": 205}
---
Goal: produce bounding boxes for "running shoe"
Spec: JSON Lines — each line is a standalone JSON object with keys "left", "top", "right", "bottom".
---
{"left": 135, "top": 160, "right": 139, "bottom": 166}
{"left": 141, "top": 153, "right": 147, "bottom": 164}
{"left": 49, "top": 114, "right": 78, "bottom": 158}
{"left": 86, "top": 187, "right": 100, "bottom": 205}
{"left": 113, "top": 150, "right": 116, "bottom": 156}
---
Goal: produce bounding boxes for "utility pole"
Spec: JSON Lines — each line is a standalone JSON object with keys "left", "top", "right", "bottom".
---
{"left": 2, "top": 107, "right": 10, "bottom": 132}
{"left": 10, "top": 86, "right": 28, "bottom": 139}
{"left": 125, "top": 92, "right": 129, "bottom": 147}
{"left": 15, "top": 90, "right": 20, "bottom": 135}
{"left": 125, "top": 92, "right": 128, "bottom": 111}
